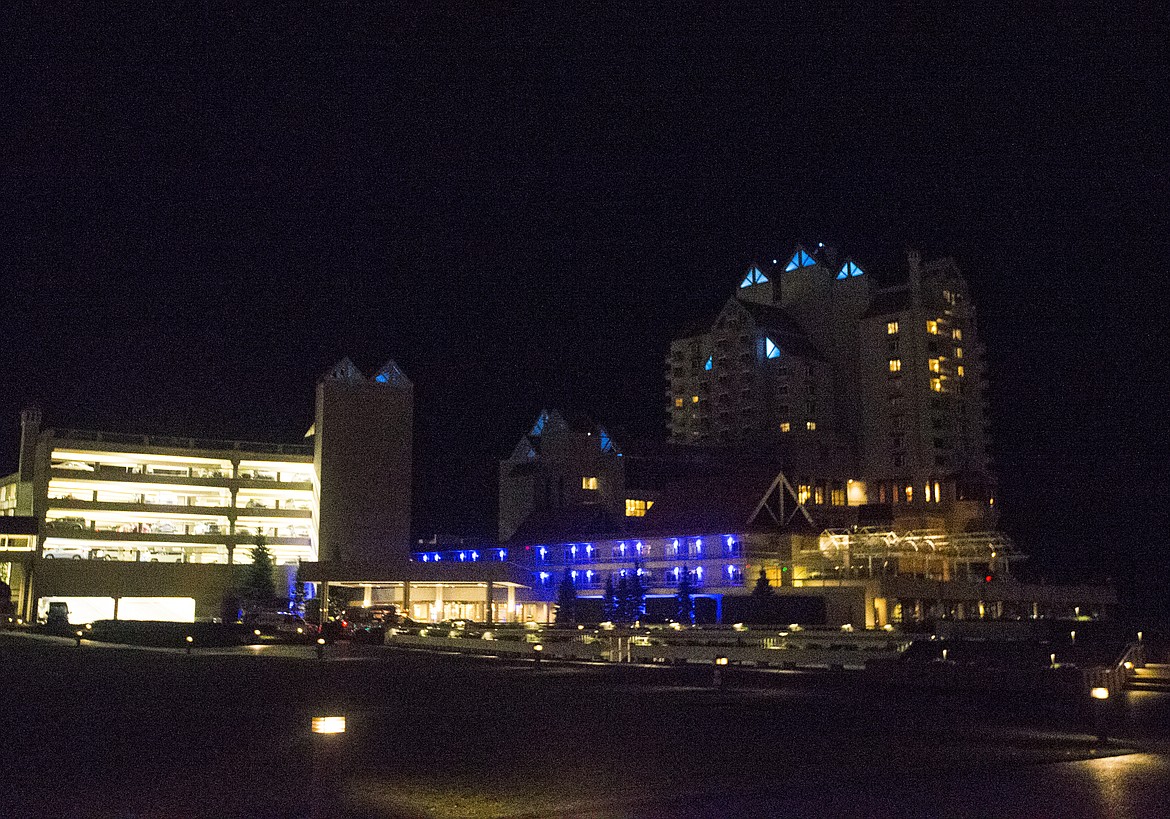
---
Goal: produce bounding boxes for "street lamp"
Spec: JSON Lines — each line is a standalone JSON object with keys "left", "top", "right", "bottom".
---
{"left": 713, "top": 656, "right": 728, "bottom": 689}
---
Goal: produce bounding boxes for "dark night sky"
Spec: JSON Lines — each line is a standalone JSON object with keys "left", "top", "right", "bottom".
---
{"left": 2, "top": 5, "right": 1167, "bottom": 603}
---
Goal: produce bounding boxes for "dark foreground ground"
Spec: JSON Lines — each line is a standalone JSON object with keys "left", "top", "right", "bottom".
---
{"left": 2, "top": 634, "right": 1168, "bottom": 818}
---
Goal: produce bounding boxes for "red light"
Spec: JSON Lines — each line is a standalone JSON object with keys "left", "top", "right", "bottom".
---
{"left": 984, "top": 575, "right": 993, "bottom": 583}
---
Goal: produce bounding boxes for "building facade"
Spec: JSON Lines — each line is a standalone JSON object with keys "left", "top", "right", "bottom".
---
{"left": 667, "top": 245, "right": 994, "bottom": 534}
{"left": 0, "top": 358, "right": 415, "bottom": 622}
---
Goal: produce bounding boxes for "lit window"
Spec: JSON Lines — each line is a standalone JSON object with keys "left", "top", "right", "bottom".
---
{"left": 625, "top": 499, "right": 654, "bottom": 517}
{"left": 926, "top": 320, "right": 939, "bottom": 334}
{"left": 797, "top": 484, "right": 811, "bottom": 504}
{"left": 929, "top": 358, "right": 941, "bottom": 373}
{"left": 905, "top": 485, "right": 913, "bottom": 503}
{"left": 955, "top": 347, "right": 963, "bottom": 359}
{"left": 785, "top": 249, "right": 816, "bottom": 271}
{"left": 924, "top": 483, "right": 932, "bottom": 502}
{"left": 887, "top": 321, "right": 899, "bottom": 335}
{"left": 957, "top": 366, "right": 965, "bottom": 378}
{"left": 765, "top": 338, "right": 781, "bottom": 359}
{"left": 930, "top": 378, "right": 943, "bottom": 392}
{"left": 780, "top": 422, "right": 791, "bottom": 433}
{"left": 704, "top": 356, "right": 713, "bottom": 371}
{"left": 740, "top": 266, "right": 769, "bottom": 288}
{"left": 805, "top": 420, "right": 816, "bottom": 431}
{"left": 582, "top": 477, "right": 599, "bottom": 490}
{"left": 836, "top": 261, "right": 864, "bottom": 279}
{"left": 953, "top": 328, "right": 963, "bottom": 341}
{"left": 889, "top": 359, "right": 902, "bottom": 373}
{"left": 934, "top": 481, "right": 941, "bottom": 503}
{"left": 814, "top": 485, "right": 825, "bottom": 505}
{"left": 691, "top": 395, "right": 699, "bottom": 404}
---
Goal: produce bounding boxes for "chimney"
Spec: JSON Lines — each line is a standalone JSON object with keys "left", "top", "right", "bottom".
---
{"left": 907, "top": 249, "right": 923, "bottom": 308}
{"left": 19, "top": 407, "right": 42, "bottom": 482}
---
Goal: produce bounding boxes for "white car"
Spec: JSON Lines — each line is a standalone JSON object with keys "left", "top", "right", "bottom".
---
{"left": 42, "top": 545, "right": 89, "bottom": 560}
{"left": 141, "top": 549, "right": 185, "bottom": 563}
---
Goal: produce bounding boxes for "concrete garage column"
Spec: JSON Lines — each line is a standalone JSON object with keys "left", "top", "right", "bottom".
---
{"left": 402, "top": 581, "right": 411, "bottom": 620}
{"left": 433, "top": 584, "right": 443, "bottom": 622}
{"left": 362, "top": 584, "right": 372, "bottom": 608}
{"left": 506, "top": 585, "right": 515, "bottom": 623}
{"left": 486, "top": 580, "right": 493, "bottom": 626}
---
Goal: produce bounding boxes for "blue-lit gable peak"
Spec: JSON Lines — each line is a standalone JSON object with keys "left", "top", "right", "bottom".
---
{"left": 704, "top": 356, "right": 713, "bottom": 371}
{"left": 324, "top": 358, "right": 365, "bottom": 384}
{"left": 530, "top": 410, "right": 550, "bottom": 437}
{"left": 765, "top": 338, "right": 781, "bottom": 359}
{"left": 597, "top": 426, "right": 619, "bottom": 455}
{"left": 739, "top": 266, "right": 769, "bottom": 288}
{"left": 785, "top": 249, "right": 817, "bottom": 272}
{"left": 836, "top": 261, "right": 864, "bottom": 280}
{"left": 372, "top": 359, "right": 410, "bottom": 388}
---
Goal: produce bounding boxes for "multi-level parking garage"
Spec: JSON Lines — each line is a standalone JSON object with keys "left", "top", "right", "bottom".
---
{"left": 41, "top": 436, "right": 317, "bottom": 565}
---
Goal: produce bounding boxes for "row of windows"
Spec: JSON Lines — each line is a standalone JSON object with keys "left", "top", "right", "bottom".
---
{"left": 887, "top": 319, "right": 963, "bottom": 341}
{"left": 873, "top": 481, "right": 945, "bottom": 504}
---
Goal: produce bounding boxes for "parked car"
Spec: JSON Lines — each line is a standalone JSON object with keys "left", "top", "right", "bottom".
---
{"left": 42, "top": 545, "right": 88, "bottom": 559}
{"left": 141, "top": 549, "right": 184, "bottom": 563}
{"left": 46, "top": 517, "right": 87, "bottom": 532}
{"left": 248, "top": 611, "right": 315, "bottom": 638}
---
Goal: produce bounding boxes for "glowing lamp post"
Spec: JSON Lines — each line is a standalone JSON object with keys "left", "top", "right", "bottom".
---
{"left": 316, "top": 637, "right": 326, "bottom": 660}
{"left": 1090, "top": 685, "right": 1111, "bottom": 743}
{"left": 309, "top": 716, "right": 346, "bottom": 818}
{"left": 533, "top": 643, "right": 544, "bottom": 668}
{"left": 75, "top": 630, "right": 84, "bottom": 648}
{"left": 713, "top": 656, "right": 728, "bottom": 688}
{"left": 186, "top": 635, "right": 194, "bottom": 655}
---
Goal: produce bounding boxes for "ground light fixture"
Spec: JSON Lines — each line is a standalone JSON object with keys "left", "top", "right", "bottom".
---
{"left": 311, "top": 716, "right": 346, "bottom": 734}
{"left": 713, "top": 656, "right": 728, "bottom": 688}
{"left": 533, "top": 643, "right": 543, "bottom": 667}
{"left": 309, "top": 715, "right": 346, "bottom": 817}
{"left": 75, "top": 630, "right": 83, "bottom": 647}
{"left": 316, "top": 637, "right": 326, "bottom": 659}
{"left": 186, "top": 635, "right": 194, "bottom": 655}
{"left": 1090, "top": 686, "right": 1111, "bottom": 743}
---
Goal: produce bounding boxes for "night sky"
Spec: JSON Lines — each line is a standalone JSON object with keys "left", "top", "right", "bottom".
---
{"left": 2, "top": 5, "right": 1167, "bottom": 609}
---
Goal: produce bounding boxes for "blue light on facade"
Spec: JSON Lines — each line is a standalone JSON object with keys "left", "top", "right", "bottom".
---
{"left": 785, "top": 249, "right": 816, "bottom": 271}
{"left": 740, "top": 266, "right": 769, "bottom": 288}
{"left": 837, "top": 261, "right": 864, "bottom": 279}
{"left": 539, "top": 546, "right": 547, "bottom": 560}
{"left": 705, "top": 356, "right": 713, "bottom": 371}
{"left": 497, "top": 549, "right": 506, "bottom": 561}
{"left": 765, "top": 338, "right": 781, "bottom": 359}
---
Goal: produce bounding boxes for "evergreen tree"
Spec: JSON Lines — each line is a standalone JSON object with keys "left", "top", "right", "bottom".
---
{"left": 751, "top": 567, "right": 774, "bottom": 599}
{"left": 626, "top": 567, "right": 646, "bottom": 623}
{"left": 676, "top": 567, "right": 695, "bottom": 625}
{"left": 292, "top": 561, "right": 307, "bottom": 615}
{"left": 244, "top": 534, "right": 276, "bottom": 605}
{"left": 615, "top": 575, "right": 631, "bottom": 623}
{"left": 555, "top": 569, "right": 578, "bottom": 625}
{"left": 602, "top": 575, "right": 618, "bottom": 621}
